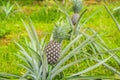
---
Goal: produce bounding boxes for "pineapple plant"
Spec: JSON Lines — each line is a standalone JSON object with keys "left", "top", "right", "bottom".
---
{"left": 71, "top": 0, "right": 83, "bottom": 25}
{"left": 0, "top": 18, "right": 118, "bottom": 80}
{"left": 0, "top": 1, "right": 120, "bottom": 80}
{"left": 45, "top": 25, "right": 69, "bottom": 65}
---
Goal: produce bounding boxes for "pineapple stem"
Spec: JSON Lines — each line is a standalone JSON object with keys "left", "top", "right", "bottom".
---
{"left": 47, "top": 65, "right": 53, "bottom": 80}
{"left": 71, "top": 9, "right": 87, "bottom": 39}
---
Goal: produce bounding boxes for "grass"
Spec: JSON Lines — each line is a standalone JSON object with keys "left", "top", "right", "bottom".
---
{"left": 0, "top": 1, "right": 120, "bottom": 79}
{"left": 80, "top": 4, "right": 120, "bottom": 48}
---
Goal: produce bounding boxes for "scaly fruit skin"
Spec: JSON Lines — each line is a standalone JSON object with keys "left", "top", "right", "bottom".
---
{"left": 72, "top": 0, "right": 83, "bottom": 13}
{"left": 45, "top": 25, "right": 70, "bottom": 65}
{"left": 71, "top": 13, "right": 80, "bottom": 25}
{"left": 45, "top": 41, "right": 61, "bottom": 65}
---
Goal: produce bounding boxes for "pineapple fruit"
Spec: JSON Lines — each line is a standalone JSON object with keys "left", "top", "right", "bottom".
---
{"left": 45, "top": 25, "right": 69, "bottom": 65}
{"left": 45, "top": 40, "right": 61, "bottom": 64}
{"left": 71, "top": 0, "right": 83, "bottom": 25}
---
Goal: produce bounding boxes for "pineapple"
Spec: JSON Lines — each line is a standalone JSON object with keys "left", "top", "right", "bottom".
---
{"left": 45, "top": 40, "right": 61, "bottom": 65}
{"left": 71, "top": 0, "right": 83, "bottom": 25}
{"left": 45, "top": 25, "right": 69, "bottom": 65}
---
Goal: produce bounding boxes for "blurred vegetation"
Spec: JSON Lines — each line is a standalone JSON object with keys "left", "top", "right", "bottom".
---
{"left": 0, "top": 0, "right": 120, "bottom": 79}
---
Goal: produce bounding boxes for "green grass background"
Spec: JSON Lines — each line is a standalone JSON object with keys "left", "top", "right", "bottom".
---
{"left": 0, "top": 1, "right": 120, "bottom": 78}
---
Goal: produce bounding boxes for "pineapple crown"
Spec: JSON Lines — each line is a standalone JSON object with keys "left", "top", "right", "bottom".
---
{"left": 53, "top": 25, "right": 70, "bottom": 43}
{"left": 72, "top": 0, "right": 83, "bottom": 13}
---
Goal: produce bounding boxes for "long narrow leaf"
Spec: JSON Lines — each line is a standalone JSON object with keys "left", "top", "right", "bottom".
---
{"left": 52, "top": 33, "right": 96, "bottom": 74}
{"left": 94, "top": 41, "right": 120, "bottom": 65}
{"left": 0, "top": 72, "right": 21, "bottom": 79}
{"left": 92, "top": 58, "right": 120, "bottom": 75}
{"left": 69, "top": 55, "right": 113, "bottom": 77}
{"left": 81, "top": 9, "right": 101, "bottom": 28}
{"left": 104, "top": 4, "right": 120, "bottom": 31}
{"left": 15, "top": 42, "right": 32, "bottom": 62}
{"left": 52, "top": 58, "right": 87, "bottom": 78}
{"left": 54, "top": 0, "right": 74, "bottom": 29}
{"left": 60, "top": 34, "right": 83, "bottom": 59}
{"left": 67, "top": 75, "right": 116, "bottom": 80}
